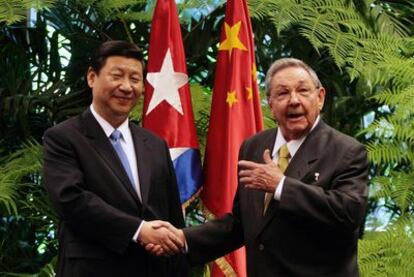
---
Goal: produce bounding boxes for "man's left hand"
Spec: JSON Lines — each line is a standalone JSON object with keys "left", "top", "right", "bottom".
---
{"left": 238, "top": 149, "right": 284, "bottom": 193}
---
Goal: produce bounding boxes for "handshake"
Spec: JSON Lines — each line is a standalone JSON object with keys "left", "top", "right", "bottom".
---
{"left": 138, "top": 220, "right": 186, "bottom": 256}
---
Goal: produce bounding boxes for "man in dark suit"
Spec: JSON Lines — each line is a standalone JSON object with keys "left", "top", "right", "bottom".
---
{"left": 151, "top": 58, "right": 369, "bottom": 276}
{"left": 43, "top": 40, "right": 186, "bottom": 277}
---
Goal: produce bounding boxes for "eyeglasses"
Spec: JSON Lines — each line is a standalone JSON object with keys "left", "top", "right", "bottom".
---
{"left": 272, "top": 87, "right": 319, "bottom": 101}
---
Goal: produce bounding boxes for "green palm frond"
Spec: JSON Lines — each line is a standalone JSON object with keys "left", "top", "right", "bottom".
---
{"left": 178, "top": 0, "right": 223, "bottom": 11}
{"left": 0, "top": 0, "right": 28, "bottom": 25}
{"left": 119, "top": 11, "right": 153, "bottom": 22}
{"left": 370, "top": 2, "right": 412, "bottom": 37}
{"left": 248, "top": 0, "right": 274, "bottom": 20}
{"left": 363, "top": 56, "right": 414, "bottom": 89}
{"left": 366, "top": 141, "right": 413, "bottom": 165}
{"left": 0, "top": 174, "right": 18, "bottom": 215}
{"left": 94, "top": 0, "right": 149, "bottom": 21}
{"left": 326, "top": 32, "right": 358, "bottom": 67}
{"left": 28, "top": 0, "right": 55, "bottom": 10}
{"left": 359, "top": 217, "right": 414, "bottom": 276}
{"left": 0, "top": 0, "right": 55, "bottom": 25}
{"left": 257, "top": 0, "right": 304, "bottom": 34}
{"left": 371, "top": 85, "right": 414, "bottom": 109}
{"left": 372, "top": 172, "right": 414, "bottom": 213}
{"left": 362, "top": 118, "right": 414, "bottom": 143}
{"left": 0, "top": 140, "right": 43, "bottom": 215}
{"left": 337, "top": 18, "right": 371, "bottom": 38}
{"left": 298, "top": 12, "right": 333, "bottom": 51}
{"left": 2, "top": 139, "right": 43, "bottom": 180}
{"left": 190, "top": 83, "right": 212, "bottom": 154}
{"left": 347, "top": 46, "right": 364, "bottom": 81}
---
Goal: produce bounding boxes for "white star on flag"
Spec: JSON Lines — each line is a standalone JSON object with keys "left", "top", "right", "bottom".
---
{"left": 146, "top": 49, "right": 188, "bottom": 115}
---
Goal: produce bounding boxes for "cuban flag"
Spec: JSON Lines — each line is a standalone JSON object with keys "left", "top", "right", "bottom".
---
{"left": 142, "top": 0, "right": 202, "bottom": 205}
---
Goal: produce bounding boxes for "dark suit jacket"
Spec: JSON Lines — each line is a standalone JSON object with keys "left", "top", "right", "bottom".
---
{"left": 184, "top": 120, "right": 369, "bottom": 277}
{"left": 43, "top": 109, "right": 187, "bottom": 277}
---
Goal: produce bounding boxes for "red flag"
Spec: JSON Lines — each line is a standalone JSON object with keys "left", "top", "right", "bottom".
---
{"left": 143, "top": 0, "right": 202, "bottom": 204}
{"left": 201, "top": 0, "right": 264, "bottom": 276}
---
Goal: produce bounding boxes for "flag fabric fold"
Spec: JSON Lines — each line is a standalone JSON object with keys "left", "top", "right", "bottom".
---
{"left": 200, "top": 0, "right": 264, "bottom": 276}
{"left": 143, "top": 0, "right": 202, "bottom": 205}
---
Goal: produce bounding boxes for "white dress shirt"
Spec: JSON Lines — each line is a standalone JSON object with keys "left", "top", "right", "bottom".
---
{"left": 271, "top": 116, "right": 320, "bottom": 200}
{"left": 90, "top": 105, "right": 144, "bottom": 241}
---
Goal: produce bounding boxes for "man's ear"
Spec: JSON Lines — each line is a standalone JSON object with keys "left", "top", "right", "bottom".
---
{"left": 317, "top": 87, "right": 326, "bottom": 111}
{"left": 86, "top": 67, "right": 97, "bottom": 88}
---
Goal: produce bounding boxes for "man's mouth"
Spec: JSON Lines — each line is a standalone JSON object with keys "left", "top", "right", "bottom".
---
{"left": 114, "top": 95, "right": 134, "bottom": 101}
{"left": 287, "top": 112, "right": 304, "bottom": 119}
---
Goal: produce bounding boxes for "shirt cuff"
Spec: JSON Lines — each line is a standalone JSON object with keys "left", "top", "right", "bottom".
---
{"left": 133, "top": 220, "right": 145, "bottom": 242}
{"left": 183, "top": 240, "right": 189, "bottom": 253}
{"left": 274, "top": 176, "right": 286, "bottom": 201}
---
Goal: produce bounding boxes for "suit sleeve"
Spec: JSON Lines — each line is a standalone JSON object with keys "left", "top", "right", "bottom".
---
{"left": 279, "top": 142, "right": 369, "bottom": 232}
{"left": 43, "top": 127, "right": 141, "bottom": 255}
{"left": 183, "top": 204, "right": 244, "bottom": 265}
{"left": 183, "top": 142, "right": 247, "bottom": 265}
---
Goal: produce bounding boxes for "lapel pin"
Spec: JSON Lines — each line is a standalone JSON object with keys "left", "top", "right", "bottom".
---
{"left": 314, "top": 172, "right": 320, "bottom": 181}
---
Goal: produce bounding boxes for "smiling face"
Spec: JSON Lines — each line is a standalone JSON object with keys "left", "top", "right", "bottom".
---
{"left": 268, "top": 66, "right": 325, "bottom": 141}
{"left": 87, "top": 55, "right": 144, "bottom": 128}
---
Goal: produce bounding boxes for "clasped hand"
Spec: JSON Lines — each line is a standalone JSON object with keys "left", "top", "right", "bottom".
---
{"left": 138, "top": 220, "right": 185, "bottom": 257}
{"left": 139, "top": 150, "right": 282, "bottom": 257}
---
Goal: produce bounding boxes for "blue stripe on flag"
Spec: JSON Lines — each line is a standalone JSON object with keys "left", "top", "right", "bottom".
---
{"left": 173, "top": 148, "right": 202, "bottom": 204}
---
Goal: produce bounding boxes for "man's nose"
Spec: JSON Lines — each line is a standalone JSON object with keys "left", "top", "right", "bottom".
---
{"left": 288, "top": 91, "right": 300, "bottom": 104}
{"left": 119, "top": 79, "right": 133, "bottom": 92}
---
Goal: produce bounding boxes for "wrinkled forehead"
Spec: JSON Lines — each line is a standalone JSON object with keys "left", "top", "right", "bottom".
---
{"left": 271, "top": 67, "right": 315, "bottom": 88}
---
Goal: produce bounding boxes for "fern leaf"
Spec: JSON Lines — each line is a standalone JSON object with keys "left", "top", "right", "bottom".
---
{"left": 366, "top": 141, "right": 413, "bottom": 165}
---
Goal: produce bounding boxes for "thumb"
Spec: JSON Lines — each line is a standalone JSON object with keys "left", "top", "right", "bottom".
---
{"left": 263, "top": 149, "right": 273, "bottom": 164}
{"left": 151, "top": 220, "right": 171, "bottom": 229}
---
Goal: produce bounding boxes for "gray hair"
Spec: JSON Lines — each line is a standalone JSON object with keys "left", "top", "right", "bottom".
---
{"left": 264, "top": 58, "right": 322, "bottom": 98}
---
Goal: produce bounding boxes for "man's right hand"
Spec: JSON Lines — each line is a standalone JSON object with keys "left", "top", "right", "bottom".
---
{"left": 141, "top": 221, "right": 186, "bottom": 257}
{"left": 138, "top": 220, "right": 184, "bottom": 256}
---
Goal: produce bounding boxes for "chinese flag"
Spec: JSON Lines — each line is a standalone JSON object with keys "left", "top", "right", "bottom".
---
{"left": 200, "top": 0, "right": 264, "bottom": 276}
{"left": 143, "top": 0, "right": 202, "bottom": 205}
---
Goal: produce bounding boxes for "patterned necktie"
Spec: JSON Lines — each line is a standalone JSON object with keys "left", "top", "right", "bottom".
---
{"left": 264, "top": 143, "right": 290, "bottom": 214}
{"left": 110, "top": 130, "right": 135, "bottom": 189}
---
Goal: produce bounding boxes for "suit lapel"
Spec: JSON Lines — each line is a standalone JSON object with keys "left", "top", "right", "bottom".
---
{"left": 80, "top": 109, "right": 141, "bottom": 204}
{"left": 246, "top": 129, "right": 277, "bottom": 237}
{"left": 130, "top": 124, "right": 151, "bottom": 207}
{"left": 260, "top": 122, "right": 325, "bottom": 230}
{"left": 257, "top": 129, "right": 278, "bottom": 212}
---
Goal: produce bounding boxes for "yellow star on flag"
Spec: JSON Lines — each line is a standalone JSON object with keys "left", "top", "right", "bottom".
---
{"left": 226, "top": 91, "right": 238, "bottom": 107}
{"left": 252, "top": 64, "right": 257, "bottom": 81}
{"left": 219, "top": 21, "right": 247, "bottom": 56}
{"left": 246, "top": 87, "right": 253, "bottom": 100}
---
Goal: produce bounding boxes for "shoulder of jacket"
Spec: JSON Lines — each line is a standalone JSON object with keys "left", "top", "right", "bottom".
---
{"left": 320, "top": 122, "right": 364, "bottom": 149}
{"left": 244, "top": 128, "right": 276, "bottom": 145}
{"left": 130, "top": 124, "right": 165, "bottom": 145}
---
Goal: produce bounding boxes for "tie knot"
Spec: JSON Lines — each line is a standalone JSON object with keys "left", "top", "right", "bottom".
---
{"left": 110, "top": 130, "right": 123, "bottom": 142}
{"left": 279, "top": 144, "right": 290, "bottom": 159}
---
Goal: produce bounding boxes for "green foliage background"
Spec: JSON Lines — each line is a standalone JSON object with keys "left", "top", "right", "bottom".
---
{"left": 1, "top": 0, "right": 414, "bottom": 276}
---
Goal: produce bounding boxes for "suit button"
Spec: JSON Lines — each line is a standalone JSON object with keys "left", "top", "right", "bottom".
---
{"left": 258, "top": 244, "right": 264, "bottom": 251}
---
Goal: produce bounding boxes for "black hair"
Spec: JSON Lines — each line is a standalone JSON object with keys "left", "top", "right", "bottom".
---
{"left": 90, "top": 40, "right": 144, "bottom": 74}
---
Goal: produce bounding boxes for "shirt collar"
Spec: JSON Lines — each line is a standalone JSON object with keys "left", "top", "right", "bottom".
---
{"left": 272, "top": 116, "right": 320, "bottom": 158}
{"left": 90, "top": 104, "right": 129, "bottom": 140}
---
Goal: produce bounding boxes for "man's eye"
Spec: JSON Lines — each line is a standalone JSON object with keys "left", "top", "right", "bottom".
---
{"left": 298, "top": 88, "right": 311, "bottom": 95}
